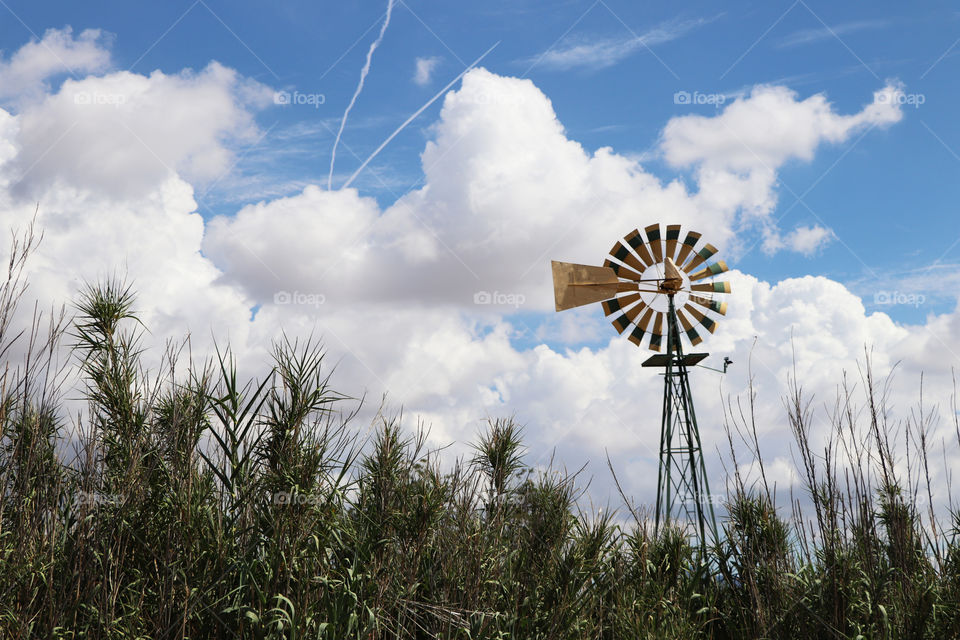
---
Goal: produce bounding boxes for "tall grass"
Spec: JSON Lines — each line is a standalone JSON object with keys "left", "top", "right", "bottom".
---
{"left": 2, "top": 227, "right": 960, "bottom": 638}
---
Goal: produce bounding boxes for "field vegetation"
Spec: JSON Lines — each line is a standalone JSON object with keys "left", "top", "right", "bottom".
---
{"left": 2, "top": 225, "right": 960, "bottom": 638}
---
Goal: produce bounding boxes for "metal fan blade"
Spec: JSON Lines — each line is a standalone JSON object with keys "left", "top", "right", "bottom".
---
{"left": 677, "top": 308, "right": 704, "bottom": 346}
{"left": 689, "top": 294, "right": 728, "bottom": 316}
{"left": 624, "top": 229, "right": 655, "bottom": 266}
{"left": 691, "top": 281, "right": 731, "bottom": 294}
{"left": 603, "top": 259, "right": 644, "bottom": 282}
{"left": 617, "top": 307, "right": 650, "bottom": 345}
{"left": 627, "top": 324, "right": 646, "bottom": 346}
{"left": 665, "top": 224, "right": 682, "bottom": 260}
{"left": 611, "top": 299, "right": 648, "bottom": 334}
{"left": 644, "top": 224, "right": 663, "bottom": 263}
{"left": 683, "top": 243, "right": 717, "bottom": 273}
{"left": 683, "top": 303, "right": 718, "bottom": 333}
{"left": 690, "top": 260, "right": 729, "bottom": 282}
{"left": 637, "top": 307, "right": 655, "bottom": 332}
{"left": 675, "top": 230, "right": 701, "bottom": 267}
{"left": 601, "top": 293, "right": 642, "bottom": 316}
{"left": 626, "top": 307, "right": 655, "bottom": 346}
{"left": 609, "top": 241, "right": 646, "bottom": 273}
{"left": 552, "top": 260, "right": 623, "bottom": 311}
{"left": 649, "top": 312, "right": 664, "bottom": 352}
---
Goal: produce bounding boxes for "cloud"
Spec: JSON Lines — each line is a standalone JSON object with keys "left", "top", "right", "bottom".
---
{"left": 763, "top": 224, "right": 835, "bottom": 256}
{"left": 662, "top": 84, "right": 903, "bottom": 172}
{"left": 413, "top": 56, "right": 441, "bottom": 86}
{"left": 528, "top": 16, "right": 715, "bottom": 71}
{"left": 786, "top": 224, "right": 833, "bottom": 254}
{"left": 776, "top": 19, "right": 890, "bottom": 49}
{"left": 11, "top": 62, "right": 273, "bottom": 199}
{"left": 0, "top": 27, "right": 111, "bottom": 102}
{"left": 204, "top": 185, "right": 381, "bottom": 302}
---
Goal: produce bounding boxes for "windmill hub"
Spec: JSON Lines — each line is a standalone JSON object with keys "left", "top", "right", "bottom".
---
{"left": 639, "top": 262, "right": 687, "bottom": 313}
{"left": 658, "top": 257, "right": 684, "bottom": 294}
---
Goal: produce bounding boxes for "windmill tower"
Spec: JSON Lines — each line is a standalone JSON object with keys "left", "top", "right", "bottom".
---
{"left": 551, "top": 224, "right": 731, "bottom": 551}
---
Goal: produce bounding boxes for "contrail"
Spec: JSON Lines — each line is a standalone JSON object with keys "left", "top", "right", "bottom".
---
{"left": 328, "top": 0, "right": 395, "bottom": 190}
{"left": 341, "top": 41, "right": 500, "bottom": 190}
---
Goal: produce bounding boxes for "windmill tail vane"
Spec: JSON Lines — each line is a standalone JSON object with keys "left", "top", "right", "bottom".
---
{"left": 551, "top": 223, "right": 730, "bottom": 351}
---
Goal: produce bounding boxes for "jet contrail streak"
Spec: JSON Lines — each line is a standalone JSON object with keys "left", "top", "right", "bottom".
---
{"left": 341, "top": 41, "right": 500, "bottom": 191}
{"left": 327, "top": 0, "right": 395, "bottom": 190}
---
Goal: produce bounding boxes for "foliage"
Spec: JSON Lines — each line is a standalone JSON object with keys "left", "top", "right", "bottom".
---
{"left": 2, "top": 228, "right": 960, "bottom": 638}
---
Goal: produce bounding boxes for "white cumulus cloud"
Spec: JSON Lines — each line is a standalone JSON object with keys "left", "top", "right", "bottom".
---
{"left": 12, "top": 62, "right": 272, "bottom": 199}
{"left": 763, "top": 224, "right": 835, "bottom": 255}
{"left": 662, "top": 84, "right": 903, "bottom": 172}
{"left": 0, "top": 27, "right": 111, "bottom": 102}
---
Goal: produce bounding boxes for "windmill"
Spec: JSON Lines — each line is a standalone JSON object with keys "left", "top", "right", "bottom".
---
{"left": 551, "top": 223, "right": 731, "bottom": 550}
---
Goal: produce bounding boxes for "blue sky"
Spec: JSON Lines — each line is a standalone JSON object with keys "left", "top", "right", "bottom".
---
{"left": 2, "top": 0, "right": 960, "bottom": 508}
{"left": 5, "top": 0, "right": 956, "bottom": 326}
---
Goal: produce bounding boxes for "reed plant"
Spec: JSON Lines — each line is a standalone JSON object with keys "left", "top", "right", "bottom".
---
{"left": 2, "top": 226, "right": 959, "bottom": 639}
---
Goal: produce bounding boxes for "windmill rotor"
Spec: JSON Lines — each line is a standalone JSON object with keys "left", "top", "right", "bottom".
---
{"left": 550, "top": 223, "right": 731, "bottom": 351}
